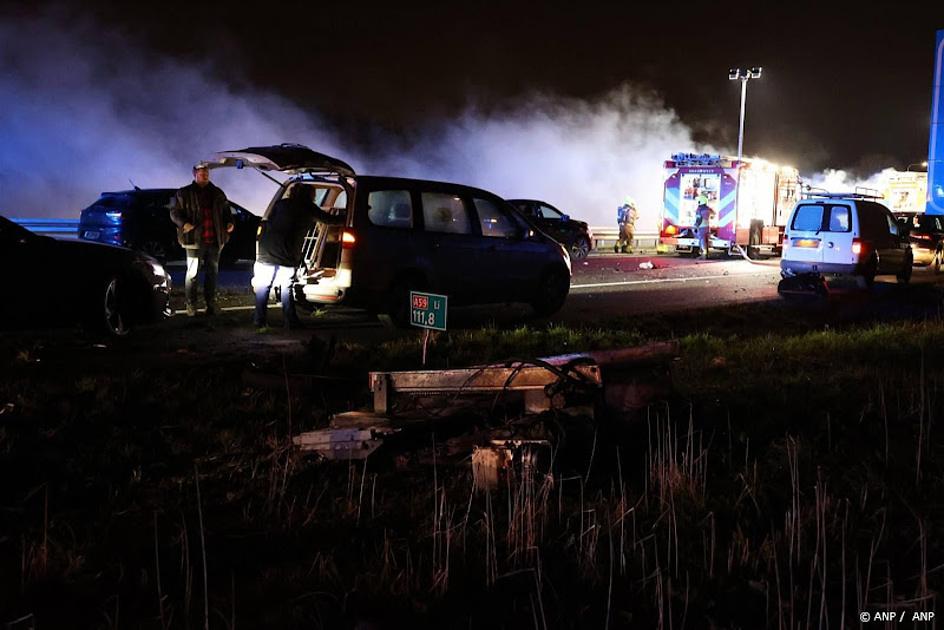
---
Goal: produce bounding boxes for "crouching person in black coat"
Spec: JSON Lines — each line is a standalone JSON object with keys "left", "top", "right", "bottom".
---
{"left": 253, "top": 184, "right": 344, "bottom": 329}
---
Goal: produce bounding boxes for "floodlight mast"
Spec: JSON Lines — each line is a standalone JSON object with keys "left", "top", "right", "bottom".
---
{"left": 728, "top": 67, "right": 763, "bottom": 167}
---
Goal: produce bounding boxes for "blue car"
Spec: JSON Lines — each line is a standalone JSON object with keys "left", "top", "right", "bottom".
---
{"left": 78, "top": 187, "right": 259, "bottom": 264}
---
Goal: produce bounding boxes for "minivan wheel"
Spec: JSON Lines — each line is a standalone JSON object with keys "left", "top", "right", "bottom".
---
{"left": 531, "top": 268, "right": 570, "bottom": 317}
{"left": 570, "top": 237, "right": 591, "bottom": 261}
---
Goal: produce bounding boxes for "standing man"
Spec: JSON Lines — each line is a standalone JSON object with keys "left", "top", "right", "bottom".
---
{"left": 253, "top": 184, "right": 345, "bottom": 330}
{"left": 615, "top": 197, "right": 638, "bottom": 253}
{"left": 694, "top": 194, "right": 715, "bottom": 260}
{"left": 170, "top": 164, "right": 233, "bottom": 316}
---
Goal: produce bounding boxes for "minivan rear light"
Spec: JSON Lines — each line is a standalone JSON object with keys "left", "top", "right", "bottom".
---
{"left": 852, "top": 238, "right": 864, "bottom": 256}
{"left": 341, "top": 230, "right": 356, "bottom": 249}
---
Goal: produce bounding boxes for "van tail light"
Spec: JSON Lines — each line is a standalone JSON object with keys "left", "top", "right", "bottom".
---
{"left": 341, "top": 229, "right": 356, "bottom": 249}
{"left": 661, "top": 224, "right": 677, "bottom": 237}
{"left": 852, "top": 238, "right": 864, "bottom": 256}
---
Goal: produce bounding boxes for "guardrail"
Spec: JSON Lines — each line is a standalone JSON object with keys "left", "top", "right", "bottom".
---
{"left": 590, "top": 227, "right": 660, "bottom": 250}
{"left": 11, "top": 218, "right": 80, "bottom": 239}
{"left": 12, "top": 218, "right": 658, "bottom": 250}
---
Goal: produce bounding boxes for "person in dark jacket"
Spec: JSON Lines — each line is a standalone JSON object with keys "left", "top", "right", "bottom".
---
{"left": 252, "top": 183, "right": 344, "bottom": 329}
{"left": 169, "top": 164, "right": 233, "bottom": 316}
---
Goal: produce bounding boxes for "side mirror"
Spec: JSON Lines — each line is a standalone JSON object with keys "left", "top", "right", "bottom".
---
{"left": 561, "top": 214, "right": 570, "bottom": 222}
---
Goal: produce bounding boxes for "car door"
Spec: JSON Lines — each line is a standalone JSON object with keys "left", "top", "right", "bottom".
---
{"left": 819, "top": 203, "right": 855, "bottom": 268}
{"left": 879, "top": 208, "right": 907, "bottom": 272}
{"left": 785, "top": 202, "right": 830, "bottom": 266}
{"left": 533, "top": 202, "right": 571, "bottom": 244}
{"left": 415, "top": 187, "right": 484, "bottom": 303}
{"left": 857, "top": 203, "right": 903, "bottom": 273}
{"left": 470, "top": 196, "right": 543, "bottom": 302}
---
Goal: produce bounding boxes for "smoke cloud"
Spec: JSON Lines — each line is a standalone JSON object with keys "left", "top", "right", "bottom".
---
{"left": 1, "top": 10, "right": 713, "bottom": 232}
{"left": 805, "top": 168, "right": 900, "bottom": 195}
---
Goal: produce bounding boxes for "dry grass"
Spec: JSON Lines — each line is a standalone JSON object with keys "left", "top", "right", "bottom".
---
{"left": 1, "top": 319, "right": 943, "bottom": 627}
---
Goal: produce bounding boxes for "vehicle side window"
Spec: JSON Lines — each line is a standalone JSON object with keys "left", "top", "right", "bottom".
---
{"left": 421, "top": 192, "right": 472, "bottom": 235}
{"left": 826, "top": 205, "right": 851, "bottom": 232}
{"left": 537, "top": 204, "right": 563, "bottom": 220}
{"left": 516, "top": 202, "right": 535, "bottom": 217}
{"left": 367, "top": 190, "right": 413, "bottom": 229}
{"left": 791, "top": 205, "right": 824, "bottom": 231}
{"left": 885, "top": 213, "right": 898, "bottom": 236}
{"left": 474, "top": 198, "right": 519, "bottom": 238}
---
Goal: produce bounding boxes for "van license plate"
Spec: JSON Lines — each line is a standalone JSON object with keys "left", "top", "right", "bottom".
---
{"left": 794, "top": 238, "right": 819, "bottom": 248}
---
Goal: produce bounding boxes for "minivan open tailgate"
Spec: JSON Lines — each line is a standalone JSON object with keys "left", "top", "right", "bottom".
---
{"left": 204, "top": 144, "right": 355, "bottom": 176}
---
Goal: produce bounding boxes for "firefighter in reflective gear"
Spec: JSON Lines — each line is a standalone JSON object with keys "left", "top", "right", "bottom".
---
{"left": 694, "top": 194, "right": 715, "bottom": 259}
{"left": 616, "top": 197, "right": 639, "bottom": 253}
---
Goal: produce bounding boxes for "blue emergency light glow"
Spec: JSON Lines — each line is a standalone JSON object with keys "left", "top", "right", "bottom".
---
{"left": 927, "top": 29, "right": 944, "bottom": 214}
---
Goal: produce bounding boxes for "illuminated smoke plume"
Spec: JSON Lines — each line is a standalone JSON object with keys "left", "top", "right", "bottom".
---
{"left": 805, "top": 168, "right": 899, "bottom": 195}
{"left": 0, "top": 11, "right": 341, "bottom": 217}
{"left": 362, "top": 92, "right": 716, "bottom": 231}
{"left": 0, "top": 10, "right": 714, "bottom": 232}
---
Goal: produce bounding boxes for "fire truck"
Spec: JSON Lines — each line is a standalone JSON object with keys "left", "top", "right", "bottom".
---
{"left": 660, "top": 153, "right": 801, "bottom": 257}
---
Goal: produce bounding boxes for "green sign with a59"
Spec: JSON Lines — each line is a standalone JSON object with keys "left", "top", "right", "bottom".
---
{"left": 410, "top": 291, "right": 447, "bottom": 331}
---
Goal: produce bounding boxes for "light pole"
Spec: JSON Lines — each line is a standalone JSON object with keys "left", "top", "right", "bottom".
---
{"left": 906, "top": 161, "right": 929, "bottom": 171}
{"left": 728, "top": 67, "right": 763, "bottom": 166}
{"left": 728, "top": 67, "right": 762, "bottom": 250}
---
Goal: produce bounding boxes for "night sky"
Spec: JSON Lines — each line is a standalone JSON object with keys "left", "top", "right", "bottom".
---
{"left": 46, "top": 0, "right": 942, "bottom": 172}
{"left": 2, "top": 1, "right": 943, "bottom": 222}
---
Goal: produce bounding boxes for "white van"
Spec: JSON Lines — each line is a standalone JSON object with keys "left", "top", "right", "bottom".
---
{"left": 780, "top": 193, "right": 913, "bottom": 287}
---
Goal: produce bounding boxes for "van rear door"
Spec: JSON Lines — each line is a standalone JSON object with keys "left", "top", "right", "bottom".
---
{"left": 786, "top": 203, "right": 828, "bottom": 266}
{"left": 786, "top": 202, "right": 855, "bottom": 269}
{"left": 817, "top": 203, "right": 855, "bottom": 267}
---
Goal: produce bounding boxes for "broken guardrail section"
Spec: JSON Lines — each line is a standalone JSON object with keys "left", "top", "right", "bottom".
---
{"left": 293, "top": 340, "right": 680, "bottom": 460}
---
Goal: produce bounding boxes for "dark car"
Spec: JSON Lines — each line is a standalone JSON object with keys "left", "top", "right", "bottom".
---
{"left": 78, "top": 188, "right": 259, "bottom": 264}
{"left": 895, "top": 212, "right": 944, "bottom": 271}
{"left": 1, "top": 216, "right": 171, "bottom": 336}
{"left": 506, "top": 199, "right": 593, "bottom": 260}
{"left": 202, "top": 144, "right": 572, "bottom": 324}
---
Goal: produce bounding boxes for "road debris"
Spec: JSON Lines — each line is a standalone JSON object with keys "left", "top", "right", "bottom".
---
{"left": 292, "top": 425, "right": 399, "bottom": 460}
{"left": 285, "top": 341, "right": 680, "bottom": 462}
{"left": 472, "top": 439, "right": 552, "bottom": 491}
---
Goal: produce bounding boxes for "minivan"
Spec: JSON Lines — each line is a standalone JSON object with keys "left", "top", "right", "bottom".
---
{"left": 780, "top": 193, "right": 913, "bottom": 287}
{"left": 204, "top": 144, "right": 572, "bottom": 322}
